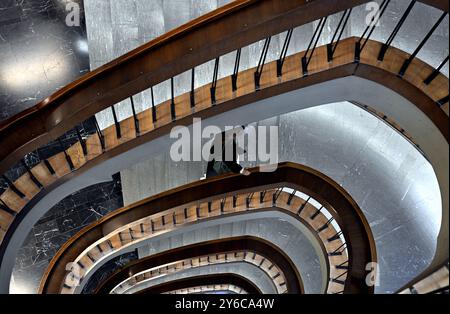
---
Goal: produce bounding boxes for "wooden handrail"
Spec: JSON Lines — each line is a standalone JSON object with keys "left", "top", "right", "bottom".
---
{"left": 39, "top": 162, "right": 376, "bottom": 294}
{"left": 93, "top": 237, "right": 303, "bottom": 294}
{"left": 163, "top": 284, "right": 247, "bottom": 294}
{"left": 108, "top": 250, "right": 288, "bottom": 294}
{"left": 0, "top": 0, "right": 446, "bottom": 294}
{"left": 70, "top": 188, "right": 346, "bottom": 294}
{"left": 1, "top": 36, "right": 447, "bottom": 247}
{"left": 0, "top": 37, "right": 447, "bottom": 289}
{"left": 134, "top": 273, "right": 262, "bottom": 294}
{"left": 1, "top": 0, "right": 446, "bottom": 174}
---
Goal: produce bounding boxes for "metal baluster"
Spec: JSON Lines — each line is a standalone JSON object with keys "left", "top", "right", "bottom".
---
{"left": 110, "top": 105, "right": 121, "bottom": 139}
{"left": 58, "top": 138, "right": 74, "bottom": 171}
{"left": 424, "top": 55, "right": 449, "bottom": 85}
{"left": 151, "top": 86, "right": 157, "bottom": 123}
{"left": 254, "top": 37, "right": 271, "bottom": 90}
{"left": 2, "top": 174, "right": 25, "bottom": 198}
{"left": 170, "top": 77, "right": 176, "bottom": 121}
{"left": 378, "top": 1, "right": 416, "bottom": 61}
{"left": 355, "top": 0, "right": 391, "bottom": 62}
{"left": 277, "top": 29, "right": 293, "bottom": 76}
{"left": 21, "top": 159, "right": 43, "bottom": 189}
{"left": 94, "top": 117, "right": 105, "bottom": 151}
{"left": 398, "top": 12, "right": 447, "bottom": 77}
{"left": 211, "top": 57, "right": 220, "bottom": 105}
{"left": 130, "top": 96, "right": 140, "bottom": 136}
{"left": 231, "top": 48, "right": 241, "bottom": 91}
{"left": 0, "top": 198, "right": 15, "bottom": 216}
{"left": 437, "top": 95, "right": 449, "bottom": 107}
{"left": 327, "top": 9, "right": 352, "bottom": 62}
{"left": 302, "top": 17, "right": 328, "bottom": 75}
{"left": 43, "top": 159, "right": 56, "bottom": 175}
{"left": 75, "top": 125, "right": 88, "bottom": 156}
{"left": 190, "top": 68, "right": 196, "bottom": 108}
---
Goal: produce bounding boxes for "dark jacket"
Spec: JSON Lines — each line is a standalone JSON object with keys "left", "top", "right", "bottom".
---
{"left": 206, "top": 131, "right": 244, "bottom": 178}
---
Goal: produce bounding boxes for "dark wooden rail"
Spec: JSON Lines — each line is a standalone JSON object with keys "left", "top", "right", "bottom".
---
{"left": 39, "top": 162, "right": 376, "bottom": 294}
{"left": 163, "top": 284, "right": 247, "bottom": 294}
{"left": 109, "top": 250, "right": 289, "bottom": 294}
{"left": 94, "top": 237, "right": 303, "bottom": 294}
{"left": 135, "top": 273, "right": 262, "bottom": 294}
{"left": 42, "top": 186, "right": 347, "bottom": 294}
{"left": 0, "top": 0, "right": 446, "bottom": 174}
{"left": 0, "top": 0, "right": 447, "bottom": 294}
{"left": 1, "top": 37, "right": 448, "bottom": 249}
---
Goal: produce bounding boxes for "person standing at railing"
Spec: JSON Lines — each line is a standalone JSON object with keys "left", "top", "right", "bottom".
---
{"left": 205, "top": 126, "right": 251, "bottom": 178}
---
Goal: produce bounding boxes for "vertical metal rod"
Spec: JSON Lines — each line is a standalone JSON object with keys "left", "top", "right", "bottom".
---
{"left": 0, "top": 198, "right": 15, "bottom": 215}
{"left": 75, "top": 125, "right": 88, "bottom": 156}
{"left": 130, "top": 96, "right": 140, "bottom": 136}
{"left": 277, "top": 29, "right": 293, "bottom": 77}
{"left": 2, "top": 175, "right": 25, "bottom": 198}
{"left": 302, "top": 17, "right": 327, "bottom": 75}
{"left": 21, "top": 159, "right": 43, "bottom": 189}
{"left": 424, "top": 55, "right": 449, "bottom": 85}
{"left": 356, "top": 0, "right": 390, "bottom": 61}
{"left": 328, "top": 231, "right": 343, "bottom": 242}
{"left": 211, "top": 57, "right": 220, "bottom": 105}
{"left": 44, "top": 159, "right": 56, "bottom": 175}
{"left": 318, "top": 217, "right": 334, "bottom": 232}
{"left": 254, "top": 37, "right": 271, "bottom": 90}
{"left": 398, "top": 12, "right": 447, "bottom": 77}
{"left": 260, "top": 190, "right": 267, "bottom": 203}
{"left": 378, "top": 0, "right": 416, "bottom": 61}
{"left": 437, "top": 95, "right": 449, "bottom": 107}
{"left": 329, "top": 242, "right": 347, "bottom": 256}
{"left": 327, "top": 9, "right": 352, "bottom": 62}
{"left": 170, "top": 77, "right": 176, "bottom": 121}
{"left": 58, "top": 138, "right": 75, "bottom": 171}
{"left": 190, "top": 68, "right": 196, "bottom": 108}
{"left": 151, "top": 86, "right": 157, "bottom": 123}
{"left": 310, "top": 205, "right": 323, "bottom": 220}
{"left": 286, "top": 189, "right": 296, "bottom": 205}
{"left": 297, "top": 196, "right": 311, "bottom": 215}
{"left": 110, "top": 105, "right": 121, "bottom": 139}
{"left": 94, "top": 117, "right": 105, "bottom": 151}
{"left": 231, "top": 48, "right": 241, "bottom": 91}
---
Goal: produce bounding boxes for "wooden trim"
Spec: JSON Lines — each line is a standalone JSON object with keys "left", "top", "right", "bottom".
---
{"left": 94, "top": 236, "right": 302, "bottom": 294}
{"left": 134, "top": 273, "right": 262, "bottom": 295}
{"left": 67, "top": 189, "right": 346, "bottom": 294}
{"left": 39, "top": 162, "right": 376, "bottom": 294}
{"left": 1, "top": 36, "right": 447, "bottom": 239}
{"left": 164, "top": 284, "right": 247, "bottom": 294}
{"left": 110, "top": 251, "right": 287, "bottom": 294}
{"left": 0, "top": 0, "right": 386, "bottom": 174}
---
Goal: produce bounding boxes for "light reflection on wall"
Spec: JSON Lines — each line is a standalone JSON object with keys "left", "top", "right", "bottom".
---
{"left": 1, "top": 50, "right": 70, "bottom": 92}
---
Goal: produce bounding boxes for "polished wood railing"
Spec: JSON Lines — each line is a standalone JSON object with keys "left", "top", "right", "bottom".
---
{"left": 0, "top": 0, "right": 447, "bottom": 174}
{"left": 164, "top": 284, "right": 247, "bottom": 295}
{"left": 97, "top": 237, "right": 301, "bottom": 294}
{"left": 110, "top": 250, "right": 288, "bottom": 294}
{"left": 0, "top": 0, "right": 448, "bottom": 292}
{"left": 1, "top": 37, "right": 448, "bottom": 253}
{"left": 68, "top": 187, "right": 346, "bottom": 294}
{"left": 39, "top": 163, "right": 375, "bottom": 294}
{"left": 135, "top": 273, "right": 262, "bottom": 294}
